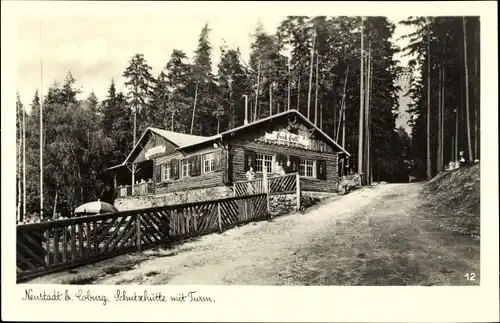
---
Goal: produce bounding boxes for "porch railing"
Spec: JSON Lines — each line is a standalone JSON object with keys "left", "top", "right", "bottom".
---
{"left": 233, "top": 172, "right": 299, "bottom": 197}
{"left": 116, "top": 182, "right": 154, "bottom": 198}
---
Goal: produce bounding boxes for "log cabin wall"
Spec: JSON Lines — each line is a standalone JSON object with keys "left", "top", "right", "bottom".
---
{"left": 153, "top": 146, "right": 226, "bottom": 194}
{"left": 227, "top": 123, "right": 341, "bottom": 193}
{"left": 131, "top": 132, "right": 178, "bottom": 164}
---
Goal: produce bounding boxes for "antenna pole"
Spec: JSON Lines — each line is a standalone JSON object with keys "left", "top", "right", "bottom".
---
{"left": 39, "top": 22, "right": 44, "bottom": 219}
{"left": 23, "top": 90, "right": 26, "bottom": 220}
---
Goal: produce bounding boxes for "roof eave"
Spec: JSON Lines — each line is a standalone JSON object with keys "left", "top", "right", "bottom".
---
{"left": 106, "top": 163, "right": 127, "bottom": 171}
{"left": 175, "top": 134, "right": 223, "bottom": 152}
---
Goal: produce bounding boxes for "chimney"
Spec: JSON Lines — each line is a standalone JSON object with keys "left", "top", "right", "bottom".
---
{"left": 243, "top": 94, "right": 248, "bottom": 125}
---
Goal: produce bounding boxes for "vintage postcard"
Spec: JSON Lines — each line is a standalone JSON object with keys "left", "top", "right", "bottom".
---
{"left": 1, "top": 1, "right": 498, "bottom": 322}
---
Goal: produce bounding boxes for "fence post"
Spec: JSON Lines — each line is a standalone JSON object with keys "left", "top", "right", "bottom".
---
{"left": 217, "top": 202, "right": 223, "bottom": 233}
{"left": 44, "top": 230, "right": 50, "bottom": 265}
{"left": 263, "top": 167, "right": 271, "bottom": 219}
{"left": 232, "top": 183, "right": 236, "bottom": 197}
{"left": 296, "top": 172, "right": 301, "bottom": 211}
{"left": 136, "top": 213, "right": 142, "bottom": 252}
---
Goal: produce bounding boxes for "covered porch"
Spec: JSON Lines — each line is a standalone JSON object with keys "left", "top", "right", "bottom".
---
{"left": 110, "top": 160, "right": 155, "bottom": 199}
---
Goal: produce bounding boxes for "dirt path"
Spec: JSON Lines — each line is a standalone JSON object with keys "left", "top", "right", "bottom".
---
{"left": 29, "top": 183, "right": 479, "bottom": 286}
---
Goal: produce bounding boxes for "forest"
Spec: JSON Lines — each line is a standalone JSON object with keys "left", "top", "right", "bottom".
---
{"left": 15, "top": 16, "right": 480, "bottom": 219}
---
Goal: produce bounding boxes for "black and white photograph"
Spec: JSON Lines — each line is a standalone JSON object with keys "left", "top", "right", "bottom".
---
{"left": 2, "top": 1, "right": 498, "bottom": 322}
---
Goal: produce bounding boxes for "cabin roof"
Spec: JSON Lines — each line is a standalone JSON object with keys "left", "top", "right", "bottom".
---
{"left": 149, "top": 128, "right": 209, "bottom": 147}
{"left": 108, "top": 109, "right": 350, "bottom": 170}
{"left": 107, "top": 127, "right": 210, "bottom": 170}
{"left": 178, "top": 109, "right": 351, "bottom": 156}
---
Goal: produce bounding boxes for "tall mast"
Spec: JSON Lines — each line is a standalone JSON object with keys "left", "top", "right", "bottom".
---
{"left": 39, "top": 22, "right": 44, "bottom": 219}
{"left": 23, "top": 90, "right": 26, "bottom": 220}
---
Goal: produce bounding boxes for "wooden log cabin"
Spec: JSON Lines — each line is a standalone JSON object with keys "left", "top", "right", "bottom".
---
{"left": 108, "top": 109, "right": 350, "bottom": 211}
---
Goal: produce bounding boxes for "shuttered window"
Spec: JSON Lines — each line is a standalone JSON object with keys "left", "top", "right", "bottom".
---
{"left": 317, "top": 159, "right": 327, "bottom": 180}
{"left": 189, "top": 155, "right": 201, "bottom": 176}
{"left": 299, "top": 159, "right": 316, "bottom": 178}
{"left": 161, "top": 163, "right": 171, "bottom": 181}
{"left": 244, "top": 150, "right": 255, "bottom": 171}
{"left": 181, "top": 159, "right": 190, "bottom": 178}
{"left": 155, "top": 163, "right": 162, "bottom": 183}
{"left": 171, "top": 159, "right": 180, "bottom": 179}
{"left": 202, "top": 152, "right": 215, "bottom": 173}
{"left": 214, "top": 150, "right": 222, "bottom": 172}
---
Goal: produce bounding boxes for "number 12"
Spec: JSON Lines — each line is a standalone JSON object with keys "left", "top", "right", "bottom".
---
{"left": 464, "top": 273, "right": 476, "bottom": 281}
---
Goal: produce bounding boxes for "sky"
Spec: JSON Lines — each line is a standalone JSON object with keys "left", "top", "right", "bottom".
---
{"left": 14, "top": 2, "right": 416, "bottom": 110}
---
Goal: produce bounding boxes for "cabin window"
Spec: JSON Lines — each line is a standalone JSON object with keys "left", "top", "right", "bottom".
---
{"left": 255, "top": 153, "right": 273, "bottom": 173}
{"left": 161, "top": 163, "right": 170, "bottom": 181}
{"left": 202, "top": 152, "right": 215, "bottom": 173}
{"left": 300, "top": 159, "right": 316, "bottom": 178}
{"left": 181, "top": 159, "right": 190, "bottom": 178}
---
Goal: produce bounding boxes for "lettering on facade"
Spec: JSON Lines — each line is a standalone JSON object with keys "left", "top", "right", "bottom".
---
{"left": 145, "top": 145, "right": 166, "bottom": 159}
{"left": 264, "top": 131, "right": 310, "bottom": 147}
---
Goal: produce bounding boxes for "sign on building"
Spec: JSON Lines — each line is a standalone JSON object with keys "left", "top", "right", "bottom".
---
{"left": 145, "top": 145, "right": 166, "bottom": 159}
{"left": 264, "top": 131, "right": 310, "bottom": 147}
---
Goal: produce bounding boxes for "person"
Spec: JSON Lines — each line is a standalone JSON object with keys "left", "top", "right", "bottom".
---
{"left": 283, "top": 160, "right": 292, "bottom": 174}
{"left": 245, "top": 167, "right": 255, "bottom": 194}
{"left": 459, "top": 151, "right": 466, "bottom": 167}
{"left": 277, "top": 162, "right": 285, "bottom": 176}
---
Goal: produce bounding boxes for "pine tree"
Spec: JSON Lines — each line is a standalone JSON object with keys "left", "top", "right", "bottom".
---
{"left": 123, "top": 53, "right": 155, "bottom": 144}
{"left": 190, "top": 23, "right": 218, "bottom": 135}
{"left": 165, "top": 49, "right": 193, "bottom": 133}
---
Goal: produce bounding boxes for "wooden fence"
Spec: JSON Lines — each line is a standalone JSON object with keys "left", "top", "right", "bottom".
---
{"left": 16, "top": 193, "right": 268, "bottom": 282}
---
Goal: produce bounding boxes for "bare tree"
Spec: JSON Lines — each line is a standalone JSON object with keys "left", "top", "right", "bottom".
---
{"left": 462, "top": 16, "right": 474, "bottom": 162}
{"left": 426, "top": 17, "right": 432, "bottom": 179}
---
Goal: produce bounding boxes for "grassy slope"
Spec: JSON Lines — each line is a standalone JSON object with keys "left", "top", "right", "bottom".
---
{"left": 421, "top": 163, "right": 480, "bottom": 237}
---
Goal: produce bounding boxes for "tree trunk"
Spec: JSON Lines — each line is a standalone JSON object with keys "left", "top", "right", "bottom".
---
{"left": 474, "top": 21, "right": 479, "bottom": 160}
{"left": 441, "top": 64, "right": 445, "bottom": 169}
{"left": 133, "top": 85, "right": 138, "bottom": 145}
{"left": 456, "top": 76, "right": 462, "bottom": 161}
{"left": 462, "top": 17, "right": 474, "bottom": 162}
{"left": 307, "top": 31, "right": 316, "bottom": 121}
{"left": 366, "top": 45, "right": 372, "bottom": 185}
{"left": 269, "top": 82, "right": 273, "bottom": 116}
{"left": 296, "top": 74, "right": 301, "bottom": 111}
{"left": 53, "top": 189, "right": 58, "bottom": 218}
{"left": 22, "top": 102, "right": 26, "bottom": 219}
{"left": 426, "top": 19, "right": 432, "bottom": 179}
{"left": 254, "top": 60, "right": 261, "bottom": 121}
{"left": 358, "top": 17, "right": 365, "bottom": 176}
{"left": 320, "top": 103, "right": 323, "bottom": 130}
{"left": 190, "top": 82, "right": 199, "bottom": 134}
{"left": 451, "top": 136, "right": 454, "bottom": 164}
{"left": 437, "top": 63, "right": 442, "bottom": 172}
{"left": 314, "top": 51, "right": 319, "bottom": 126}
{"left": 171, "top": 110, "right": 175, "bottom": 131}
{"left": 17, "top": 104, "right": 21, "bottom": 220}
{"left": 333, "top": 100, "right": 337, "bottom": 135}
{"left": 342, "top": 101, "right": 346, "bottom": 149}
{"left": 229, "top": 83, "right": 233, "bottom": 129}
{"left": 336, "top": 64, "right": 350, "bottom": 141}
{"left": 287, "top": 58, "right": 291, "bottom": 110}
